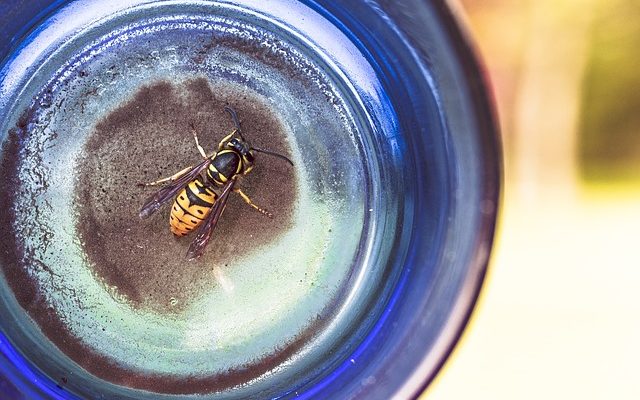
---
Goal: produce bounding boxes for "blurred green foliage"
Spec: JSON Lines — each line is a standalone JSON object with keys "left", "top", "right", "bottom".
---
{"left": 579, "top": 0, "right": 640, "bottom": 183}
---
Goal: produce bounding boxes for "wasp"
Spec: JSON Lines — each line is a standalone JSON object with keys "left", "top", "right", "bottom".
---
{"left": 138, "top": 106, "right": 293, "bottom": 260}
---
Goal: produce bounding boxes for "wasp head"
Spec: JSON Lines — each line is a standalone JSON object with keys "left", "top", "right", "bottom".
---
{"left": 228, "top": 137, "right": 255, "bottom": 170}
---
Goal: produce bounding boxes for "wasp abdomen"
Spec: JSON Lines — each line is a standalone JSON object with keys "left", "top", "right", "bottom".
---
{"left": 169, "top": 179, "right": 216, "bottom": 236}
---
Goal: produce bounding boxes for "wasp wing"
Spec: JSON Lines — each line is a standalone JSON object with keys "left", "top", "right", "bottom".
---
{"left": 186, "top": 178, "right": 235, "bottom": 261}
{"left": 139, "top": 158, "right": 211, "bottom": 219}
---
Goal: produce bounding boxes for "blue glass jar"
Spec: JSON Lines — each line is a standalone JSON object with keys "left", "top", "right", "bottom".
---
{"left": 0, "top": 1, "right": 500, "bottom": 398}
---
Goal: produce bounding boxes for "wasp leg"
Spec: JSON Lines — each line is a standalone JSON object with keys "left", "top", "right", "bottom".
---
{"left": 137, "top": 165, "right": 194, "bottom": 187}
{"left": 190, "top": 124, "right": 208, "bottom": 159}
{"left": 233, "top": 188, "right": 273, "bottom": 218}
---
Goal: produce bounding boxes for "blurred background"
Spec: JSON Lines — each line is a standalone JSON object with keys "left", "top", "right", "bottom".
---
{"left": 425, "top": 0, "right": 640, "bottom": 398}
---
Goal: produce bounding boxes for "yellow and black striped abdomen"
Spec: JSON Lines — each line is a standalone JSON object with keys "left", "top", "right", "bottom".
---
{"left": 170, "top": 179, "right": 216, "bottom": 236}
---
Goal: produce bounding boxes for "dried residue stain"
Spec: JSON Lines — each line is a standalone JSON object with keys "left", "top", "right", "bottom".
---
{"left": 75, "top": 77, "right": 297, "bottom": 314}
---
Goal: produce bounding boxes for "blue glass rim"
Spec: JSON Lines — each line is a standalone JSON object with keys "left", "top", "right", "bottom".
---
{"left": 288, "top": 2, "right": 502, "bottom": 398}
{"left": 0, "top": 1, "right": 502, "bottom": 399}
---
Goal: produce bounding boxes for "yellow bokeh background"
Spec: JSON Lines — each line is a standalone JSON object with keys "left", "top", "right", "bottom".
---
{"left": 425, "top": 0, "right": 640, "bottom": 399}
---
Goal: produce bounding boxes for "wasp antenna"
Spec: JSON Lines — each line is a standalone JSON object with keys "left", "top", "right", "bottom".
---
{"left": 252, "top": 147, "right": 294, "bottom": 166}
{"left": 224, "top": 106, "right": 245, "bottom": 140}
